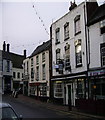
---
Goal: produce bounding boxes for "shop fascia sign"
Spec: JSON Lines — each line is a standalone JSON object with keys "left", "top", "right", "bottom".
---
{"left": 88, "top": 69, "right": 105, "bottom": 76}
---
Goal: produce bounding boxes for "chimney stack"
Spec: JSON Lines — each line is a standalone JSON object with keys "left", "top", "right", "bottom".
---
{"left": 3, "top": 41, "right": 6, "bottom": 51}
{"left": 69, "top": 1, "right": 77, "bottom": 11}
{"left": 24, "top": 49, "right": 26, "bottom": 58}
{"left": 7, "top": 44, "right": 10, "bottom": 52}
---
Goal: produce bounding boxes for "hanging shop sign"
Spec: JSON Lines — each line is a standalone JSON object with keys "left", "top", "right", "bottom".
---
{"left": 88, "top": 69, "right": 105, "bottom": 76}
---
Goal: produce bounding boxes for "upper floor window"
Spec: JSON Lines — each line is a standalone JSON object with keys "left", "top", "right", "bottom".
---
{"left": 101, "top": 43, "right": 105, "bottom": 67}
{"left": 64, "top": 43, "right": 71, "bottom": 71}
{"left": 17, "top": 72, "right": 20, "bottom": 79}
{"left": 75, "top": 39, "right": 82, "bottom": 67}
{"left": 36, "top": 66, "right": 39, "bottom": 81}
{"left": 55, "top": 28, "right": 60, "bottom": 44}
{"left": 64, "top": 22, "right": 69, "bottom": 40}
{"left": 27, "top": 61, "right": 29, "bottom": 73}
{"left": 31, "top": 58, "right": 33, "bottom": 67}
{"left": 56, "top": 48, "right": 63, "bottom": 74}
{"left": 31, "top": 68, "right": 34, "bottom": 80}
{"left": 36, "top": 56, "right": 39, "bottom": 65}
{"left": 56, "top": 48, "right": 61, "bottom": 64}
{"left": 74, "top": 15, "right": 81, "bottom": 35}
{"left": 7, "top": 60, "right": 10, "bottom": 72}
{"left": 13, "top": 72, "right": 16, "bottom": 78}
{"left": 23, "top": 63, "right": 25, "bottom": 74}
{"left": 42, "top": 64, "right": 46, "bottom": 80}
{"left": 22, "top": 73, "right": 23, "bottom": 78}
{"left": 42, "top": 52, "right": 45, "bottom": 62}
{"left": 100, "top": 19, "right": 105, "bottom": 34}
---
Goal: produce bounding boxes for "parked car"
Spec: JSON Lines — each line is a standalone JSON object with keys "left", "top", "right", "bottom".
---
{"left": 0, "top": 102, "right": 22, "bottom": 120}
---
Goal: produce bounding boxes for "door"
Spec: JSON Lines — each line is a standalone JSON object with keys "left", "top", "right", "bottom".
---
{"left": 66, "top": 84, "right": 73, "bottom": 105}
{"left": 68, "top": 85, "right": 71, "bottom": 105}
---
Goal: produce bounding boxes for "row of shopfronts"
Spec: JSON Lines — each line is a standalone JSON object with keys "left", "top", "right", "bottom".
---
{"left": 51, "top": 68, "right": 105, "bottom": 104}
{"left": 23, "top": 67, "right": 105, "bottom": 105}
{"left": 50, "top": 68, "right": 105, "bottom": 115}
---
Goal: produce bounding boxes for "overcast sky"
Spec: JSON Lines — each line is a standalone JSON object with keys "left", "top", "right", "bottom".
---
{"left": 0, "top": 0, "right": 104, "bottom": 56}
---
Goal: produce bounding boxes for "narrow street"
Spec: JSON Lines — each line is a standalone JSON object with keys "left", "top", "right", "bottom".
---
{"left": 2, "top": 94, "right": 99, "bottom": 120}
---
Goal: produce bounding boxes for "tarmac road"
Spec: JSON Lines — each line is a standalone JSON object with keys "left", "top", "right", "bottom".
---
{"left": 2, "top": 94, "right": 102, "bottom": 120}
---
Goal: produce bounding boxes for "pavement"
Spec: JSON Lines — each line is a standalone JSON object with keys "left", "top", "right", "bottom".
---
{"left": 10, "top": 94, "right": 105, "bottom": 120}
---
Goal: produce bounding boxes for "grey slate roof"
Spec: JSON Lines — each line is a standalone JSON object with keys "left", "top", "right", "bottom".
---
{"left": 2, "top": 51, "right": 25, "bottom": 69}
{"left": 88, "top": 3, "right": 105, "bottom": 26}
{"left": 30, "top": 40, "right": 51, "bottom": 57}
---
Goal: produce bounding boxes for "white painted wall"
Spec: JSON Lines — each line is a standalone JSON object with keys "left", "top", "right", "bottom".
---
{"left": 28, "top": 50, "right": 50, "bottom": 97}
{"left": 52, "top": 2, "right": 87, "bottom": 76}
{"left": 23, "top": 58, "right": 29, "bottom": 76}
{"left": 3, "top": 59, "right": 12, "bottom": 76}
{"left": 12, "top": 68, "right": 23, "bottom": 82}
{"left": 89, "top": 22, "right": 104, "bottom": 68}
{"left": 0, "top": 50, "right": 2, "bottom": 95}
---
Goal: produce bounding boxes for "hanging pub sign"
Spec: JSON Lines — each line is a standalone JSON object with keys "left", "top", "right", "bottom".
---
{"left": 88, "top": 69, "right": 105, "bottom": 76}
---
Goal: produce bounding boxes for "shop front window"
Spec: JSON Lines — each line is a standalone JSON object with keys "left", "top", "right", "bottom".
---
{"left": 90, "top": 79, "right": 105, "bottom": 100}
{"left": 76, "top": 79, "right": 85, "bottom": 99}
{"left": 30, "top": 86, "right": 36, "bottom": 96}
{"left": 54, "top": 82, "right": 63, "bottom": 98}
{"left": 40, "top": 84, "right": 47, "bottom": 96}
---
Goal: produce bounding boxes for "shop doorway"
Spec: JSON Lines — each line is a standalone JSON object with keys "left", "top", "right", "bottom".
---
{"left": 66, "top": 83, "right": 74, "bottom": 106}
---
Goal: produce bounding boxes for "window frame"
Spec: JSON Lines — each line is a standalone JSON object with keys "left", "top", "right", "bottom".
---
{"left": 75, "top": 39, "right": 82, "bottom": 67}
{"left": 17, "top": 72, "right": 20, "bottom": 79}
{"left": 42, "top": 64, "right": 46, "bottom": 80}
{"left": 13, "top": 72, "right": 16, "bottom": 78}
{"left": 100, "top": 19, "right": 105, "bottom": 34}
{"left": 56, "top": 48, "right": 61, "bottom": 64}
{"left": 55, "top": 28, "right": 60, "bottom": 45}
{"left": 36, "top": 66, "right": 39, "bottom": 81}
{"left": 31, "top": 67, "right": 34, "bottom": 80}
{"left": 64, "top": 22, "right": 69, "bottom": 41}
{"left": 36, "top": 56, "right": 39, "bottom": 65}
{"left": 74, "top": 15, "right": 81, "bottom": 35}
{"left": 7, "top": 60, "right": 10, "bottom": 72}
{"left": 64, "top": 43, "right": 71, "bottom": 71}
{"left": 31, "top": 58, "right": 33, "bottom": 67}
{"left": 42, "top": 52, "right": 45, "bottom": 62}
{"left": 54, "top": 82, "right": 63, "bottom": 98}
{"left": 100, "top": 43, "right": 105, "bottom": 67}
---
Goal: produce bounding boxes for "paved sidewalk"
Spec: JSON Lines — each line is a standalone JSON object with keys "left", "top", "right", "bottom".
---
{"left": 13, "top": 94, "right": 105, "bottom": 120}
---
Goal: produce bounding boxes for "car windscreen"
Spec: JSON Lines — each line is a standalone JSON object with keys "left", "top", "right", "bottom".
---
{"left": 2, "top": 107, "right": 19, "bottom": 120}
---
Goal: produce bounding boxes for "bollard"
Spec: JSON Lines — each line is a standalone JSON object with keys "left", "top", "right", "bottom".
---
{"left": 68, "top": 99, "right": 72, "bottom": 111}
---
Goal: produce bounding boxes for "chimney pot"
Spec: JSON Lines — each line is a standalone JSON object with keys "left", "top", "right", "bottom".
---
{"left": 24, "top": 49, "right": 26, "bottom": 58}
{"left": 7, "top": 44, "right": 10, "bottom": 52}
{"left": 3, "top": 41, "right": 6, "bottom": 51}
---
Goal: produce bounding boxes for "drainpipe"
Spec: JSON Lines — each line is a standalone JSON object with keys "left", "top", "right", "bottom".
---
{"left": 84, "top": 4, "right": 89, "bottom": 99}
